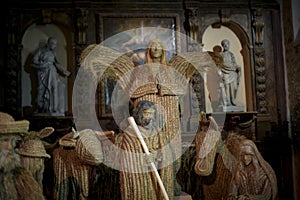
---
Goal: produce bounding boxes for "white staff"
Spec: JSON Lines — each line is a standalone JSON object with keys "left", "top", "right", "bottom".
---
{"left": 128, "top": 116, "right": 170, "bottom": 200}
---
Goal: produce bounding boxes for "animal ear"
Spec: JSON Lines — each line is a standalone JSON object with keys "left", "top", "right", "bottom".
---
{"left": 39, "top": 127, "right": 55, "bottom": 138}
{"left": 208, "top": 116, "right": 219, "bottom": 132}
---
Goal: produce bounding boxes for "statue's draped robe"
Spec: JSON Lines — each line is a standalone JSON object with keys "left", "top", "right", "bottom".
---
{"left": 219, "top": 51, "right": 239, "bottom": 85}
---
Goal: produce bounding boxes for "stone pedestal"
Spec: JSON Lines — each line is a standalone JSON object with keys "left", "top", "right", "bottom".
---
{"left": 218, "top": 105, "right": 245, "bottom": 112}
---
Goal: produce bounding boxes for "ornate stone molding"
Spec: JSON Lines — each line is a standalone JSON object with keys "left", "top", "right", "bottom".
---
{"left": 254, "top": 47, "right": 267, "bottom": 113}
{"left": 250, "top": 8, "right": 268, "bottom": 114}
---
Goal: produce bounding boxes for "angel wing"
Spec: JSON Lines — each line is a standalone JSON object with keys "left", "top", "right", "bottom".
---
{"left": 80, "top": 41, "right": 222, "bottom": 89}
{"left": 107, "top": 50, "right": 222, "bottom": 97}
{"left": 169, "top": 51, "right": 223, "bottom": 81}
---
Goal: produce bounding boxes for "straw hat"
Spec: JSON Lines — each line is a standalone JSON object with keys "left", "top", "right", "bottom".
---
{"left": 0, "top": 112, "right": 30, "bottom": 134}
{"left": 15, "top": 138, "right": 51, "bottom": 158}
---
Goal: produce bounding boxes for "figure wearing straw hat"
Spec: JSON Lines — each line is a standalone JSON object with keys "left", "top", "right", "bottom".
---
{"left": 0, "top": 112, "right": 45, "bottom": 200}
{"left": 15, "top": 127, "right": 54, "bottom": 188}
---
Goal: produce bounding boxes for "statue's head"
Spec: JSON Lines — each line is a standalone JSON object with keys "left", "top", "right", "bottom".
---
{"left": 47, "top": 37, "right": 58, "bottom": 50}
{"left": 145, "top": 39, "right": 168, "bottom": 65}
{"left": 221, "top": 39, "right": 230, "bottom": 51}
{"left": 133, "top": 100, "right": 157, "bottom": 130}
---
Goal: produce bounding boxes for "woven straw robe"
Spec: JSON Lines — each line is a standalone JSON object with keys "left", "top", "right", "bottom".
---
{"left": 115, "top": 124, "right": 174, "bottom": 200}
{"left": 53, "top": 129, "right": 103, "bottom": 200}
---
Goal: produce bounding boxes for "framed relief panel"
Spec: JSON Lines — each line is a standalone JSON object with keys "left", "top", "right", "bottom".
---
{"left": 96, "top": 13, "right": 180, "bottom": 117}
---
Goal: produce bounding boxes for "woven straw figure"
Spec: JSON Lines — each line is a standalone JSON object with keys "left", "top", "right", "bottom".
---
{"left": 192, "top": 116, "right": 234, "bottom": 199}
{"left": 0, "top": 112, "right": 45, "bottom": 200}
{"left": 15, "top": 127, "right": 54, "bottom": 188}
{"left": 228, "top": 138, "right": 278, "bottom": 200}
{"left": 126, "top": 39, "right": 192, "bottom": 198}
{"left": 79, "top": 38, "right": 222, "bottom": 199}
{"left": 190, "top": 115, "right": 278, "bottom": 200}
{"left": 53, "top": 129, "right": 104, "bottom": 200}
{"left": 113, "top": 100, "right": 174, "bottom": 200}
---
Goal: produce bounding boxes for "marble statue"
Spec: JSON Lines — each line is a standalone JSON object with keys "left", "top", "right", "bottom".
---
{"left": 31, "top": 37, "right": 71, "bottom": 116}
{"left": 219, "top": 39, "right": 241, "bottom": 109}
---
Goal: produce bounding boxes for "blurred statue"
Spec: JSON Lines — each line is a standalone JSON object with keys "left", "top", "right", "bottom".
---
{"left": 32, "top": 37, "right": 71, "bottom": 116}
{"left": 227, "top": 138, "right": 278, "bottom": 200}
{"left": 219, "top": 39, "right": 241, "bottom": 107}
{"left": 0, "top": 112, "right": 45, "bottom": 200}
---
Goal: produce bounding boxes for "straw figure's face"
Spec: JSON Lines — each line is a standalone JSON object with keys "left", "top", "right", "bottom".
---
{"left": 0, "top": 135, "right": 15, "bottom": 151}
{"left": 149, "top": 41, "right": 163, "bottom": 60}
{"left": 0, "top": 112, "right": 29, "bottom": 172}
{"left": 240, "top": 144, "right": 255, "bottom": 166}
{"left": 141, "top": 108, "right": 155, "bottom": 127}
{"left": 145, "top": 39, "right": 168, "bottom": 65}
{"left": 0, "top": 135, "right": 21, "bottom": 173}
{"left": 134, "top": 100, "right": 157, "bottom": 131}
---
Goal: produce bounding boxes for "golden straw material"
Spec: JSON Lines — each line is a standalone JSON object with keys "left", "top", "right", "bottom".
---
{"left": 76, "top": 129, "right": 104, "bottom": 165}
{"left": 0, "top": 112, "right": 30, "bottom": 134}
{"left": 16, "top": 139, "right": 51, "bottom": 158}
{"left": 58, "top": 132, "right": 77, "bottom": 147}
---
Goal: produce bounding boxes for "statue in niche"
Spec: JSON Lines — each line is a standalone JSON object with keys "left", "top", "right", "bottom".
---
{"left": 31, "top": 37, "right": 71, "bottom": 116}
{"left": 219, "top": 39, "right": 242, "bottom": 109}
